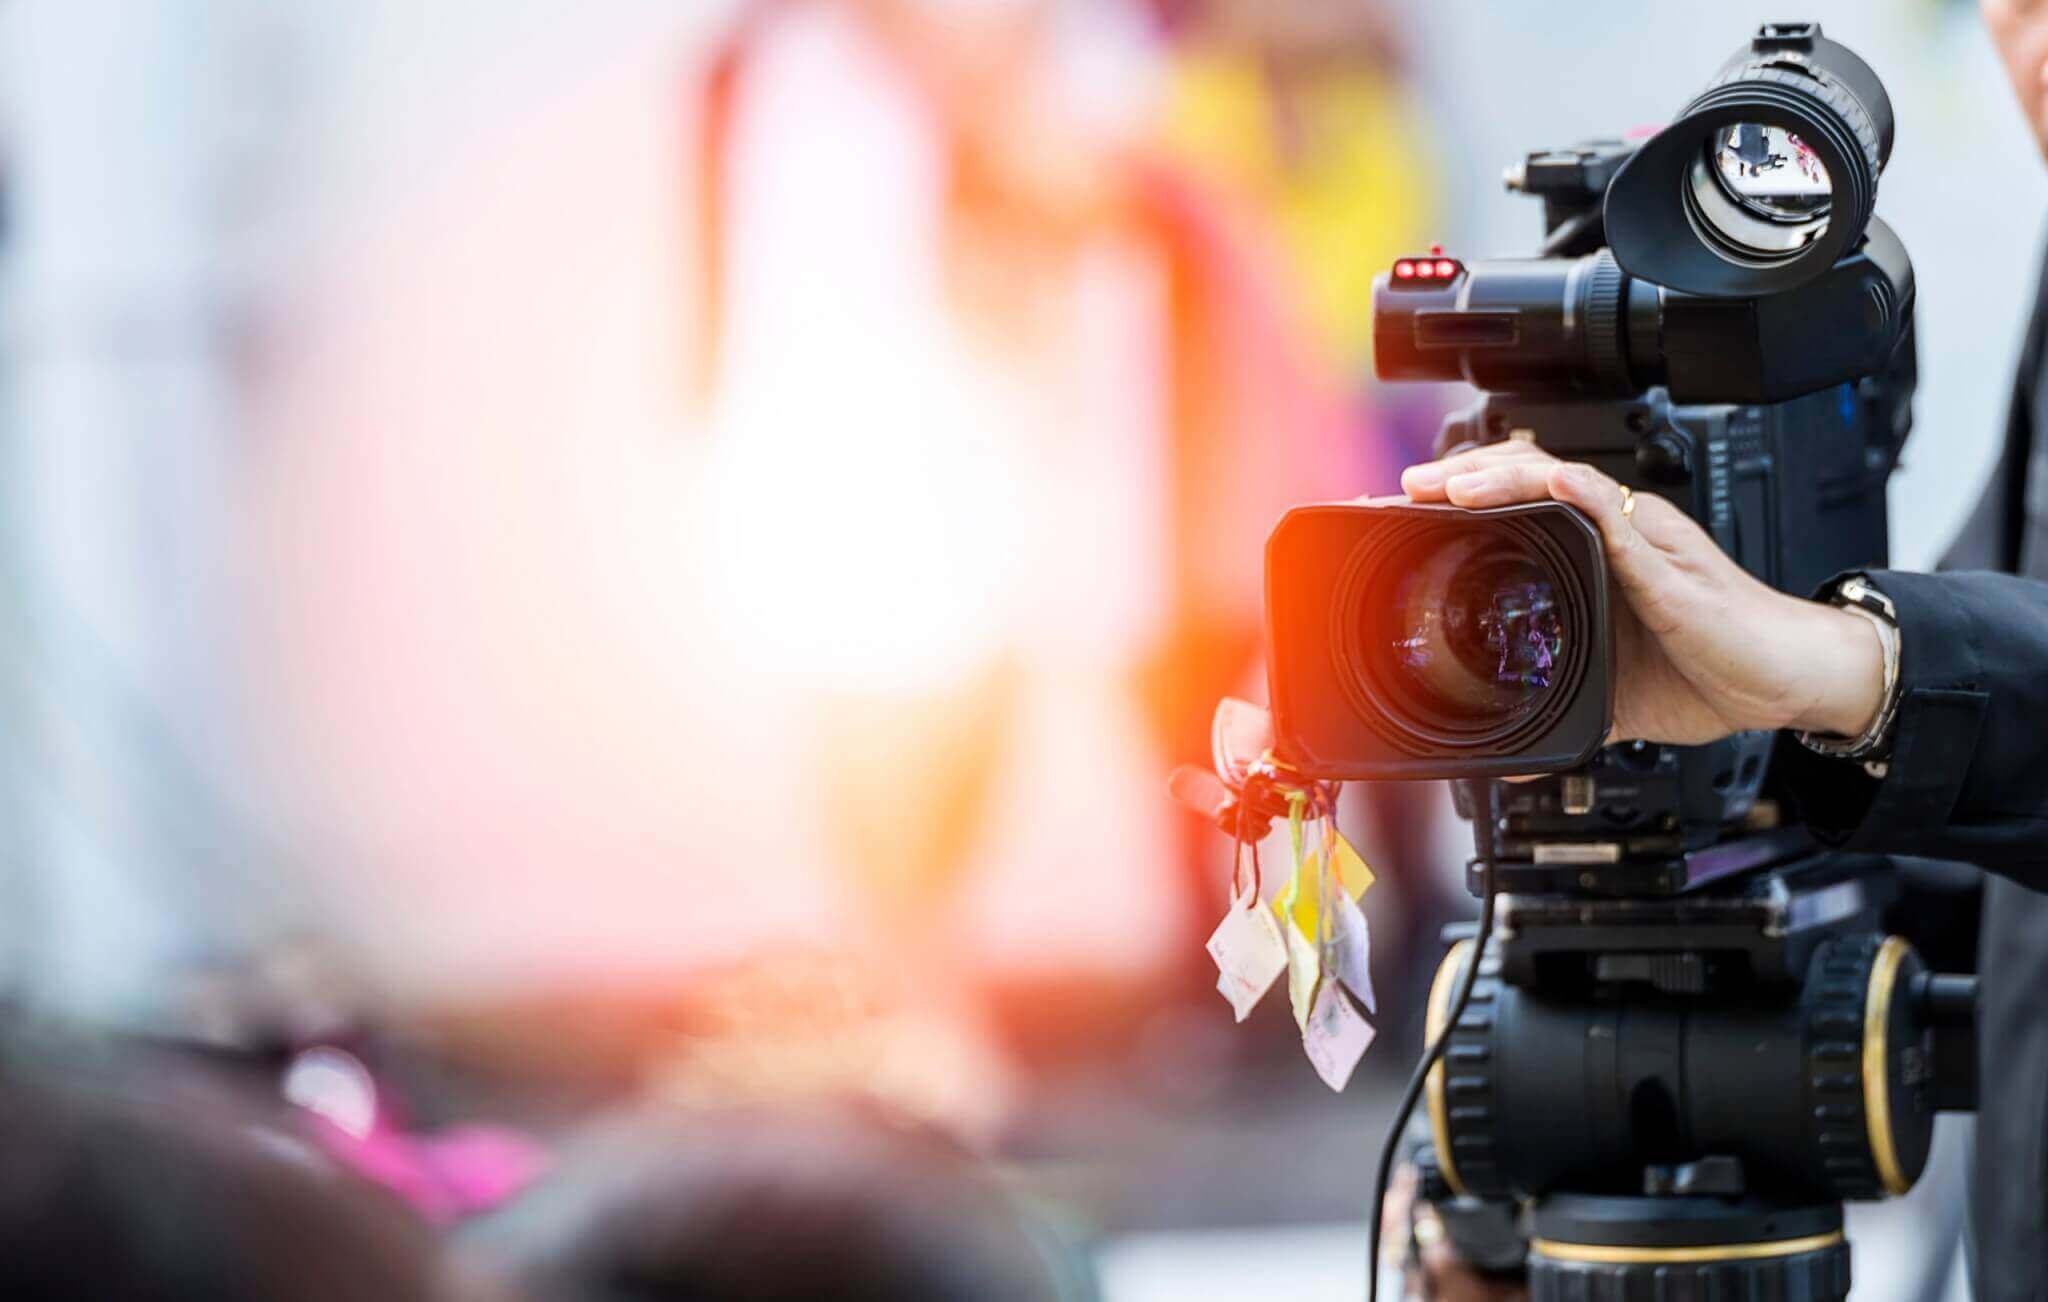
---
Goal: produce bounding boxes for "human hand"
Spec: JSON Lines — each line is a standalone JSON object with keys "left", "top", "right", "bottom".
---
{"left": 1396, "top": 442, "right": 1885, "bottom": 747}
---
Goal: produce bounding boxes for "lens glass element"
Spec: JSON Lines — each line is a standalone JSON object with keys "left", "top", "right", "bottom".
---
{"left": 1708, "top": 123, "right": 1831, "bottom": 221}
{"left": 1372, "top": 531, "right": 1566, "bottom": 728}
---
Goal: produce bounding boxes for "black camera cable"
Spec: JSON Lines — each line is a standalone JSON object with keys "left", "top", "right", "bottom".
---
{"left": 1364, "top": 779, "right": 1501, "bottom": 1302}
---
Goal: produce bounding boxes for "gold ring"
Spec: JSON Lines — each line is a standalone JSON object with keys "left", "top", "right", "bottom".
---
{"left": 1618, "top": 485, "right": 1636, "bottom": 519}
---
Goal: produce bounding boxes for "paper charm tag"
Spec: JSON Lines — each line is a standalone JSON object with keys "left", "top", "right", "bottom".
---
{"left": 1272, "top": 835, "right": 1377, "bottom": 942}
{"left": 1206, "top": 890, "right": 1288, "bottom": 1022}
{"left": 1331, "top": 889, "right": 1377, "bottom": 1015}
{"left": 1283, "top": 913, "right": 1321, "bottom": 1031}
{"left": 1210, "top": 696, "right": 1276, "bottom": 789}
{"left": 1273, "top": 849, "right": 1319, "bottom": 942}
{"left": 1303, "top": 983, "right": 1377, "bottom": 1092}
{"left": 1331, "top": 833, "right": 1376, "bottom": 898}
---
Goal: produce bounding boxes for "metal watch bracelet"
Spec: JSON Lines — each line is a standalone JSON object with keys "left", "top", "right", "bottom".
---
{"left": 1794, "top": 576, "right": 1901, "bottom": 777}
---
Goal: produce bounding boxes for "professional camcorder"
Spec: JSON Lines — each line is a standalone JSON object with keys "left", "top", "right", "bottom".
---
{"left": 1260, "top": 25, "right": 1978, "bottom": 1301}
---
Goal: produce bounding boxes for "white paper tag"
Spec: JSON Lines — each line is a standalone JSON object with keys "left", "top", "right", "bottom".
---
{"left": 1331, "top": 890, "right": 1377, "bottom": 1015}
{"left": 1303, "top": 982, "right": 1376, "bottom": 1092}
{"left": 1206, "top": 891, "right": 1288, "bottom": 1022}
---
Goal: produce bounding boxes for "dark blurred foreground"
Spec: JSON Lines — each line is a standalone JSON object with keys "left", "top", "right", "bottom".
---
{"left": 0, "top": 1022, "right": 1129, "bottom": 1302}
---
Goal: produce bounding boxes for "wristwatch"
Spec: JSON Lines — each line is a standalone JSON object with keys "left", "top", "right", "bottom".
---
{"left": 1795, "top": 574, "right": 1902, "bottom": 779}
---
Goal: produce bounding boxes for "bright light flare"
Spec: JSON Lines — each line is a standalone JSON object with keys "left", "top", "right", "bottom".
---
{"left": 699, "top": 344, "right": 1030, "bottom": 692}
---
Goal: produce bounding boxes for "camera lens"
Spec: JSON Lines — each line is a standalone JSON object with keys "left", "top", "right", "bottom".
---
{"left": 1333, "top": 520, "right": 1587, "bottom": 751}
{"left": 1381, "top": 532, "right": 1566, "bottom": 727}
{"left": 1690, "top": 122, "right": 1835, "bottom": 259}
{"left": 1707, "top": 122, "right": 1831, "bottom": 221}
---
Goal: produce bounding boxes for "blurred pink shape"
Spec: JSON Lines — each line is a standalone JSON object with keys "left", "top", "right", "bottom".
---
{"left": 310, "top": 1116, "right": 550, "bottom": 1224}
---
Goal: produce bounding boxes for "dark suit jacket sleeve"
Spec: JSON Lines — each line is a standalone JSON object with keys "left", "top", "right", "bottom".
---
{"left": 1783, "top": 568, "right": 2048, "bottom": 882}
{"left": 1782, "top": 263, "right": 2048, "bottom": 886}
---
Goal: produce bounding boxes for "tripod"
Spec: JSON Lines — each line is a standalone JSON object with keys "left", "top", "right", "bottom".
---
{"left": 1415, "top": 834, "right": 1977, "bottom": 1301}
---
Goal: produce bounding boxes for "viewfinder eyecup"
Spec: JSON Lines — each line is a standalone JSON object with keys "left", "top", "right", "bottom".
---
{"left": 1606, "top": 22, "right": 1891, "bottom": 297}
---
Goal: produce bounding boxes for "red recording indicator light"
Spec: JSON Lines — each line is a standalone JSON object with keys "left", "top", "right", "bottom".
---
{"left": 1393, "top": 255, "right": 1461, "bottom": 285}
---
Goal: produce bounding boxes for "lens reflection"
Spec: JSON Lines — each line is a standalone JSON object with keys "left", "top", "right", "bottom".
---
{"left": 1375, "top": 532, "right": 1565, "bottom": 726}
{"left": 1709, "top": 122, "right": 1831, "bottom": 220}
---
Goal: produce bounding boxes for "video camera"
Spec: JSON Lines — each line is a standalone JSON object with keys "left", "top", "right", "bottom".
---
{"left": 1257, "top": 24, "right": 1977, "bottom": 1300}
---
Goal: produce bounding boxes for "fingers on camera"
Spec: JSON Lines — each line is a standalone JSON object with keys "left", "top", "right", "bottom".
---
{"left": 1549, "top": 463, "right": 1673, "bottom": 592}
{"left": 1401, "top": 441, "right": 1551, "bottom": 498}
{"left": 1398, "top": 452, "right": 1677, "bottom": 597}
{"left": 1442, "top": 460, "right": 1554, "bottom": 507}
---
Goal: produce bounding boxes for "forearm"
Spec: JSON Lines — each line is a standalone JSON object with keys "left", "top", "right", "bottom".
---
{"left": 1787, "top": 569, "right": 2048, "bottom": 884}
{"left": 1780, "top": 599, "right": 1889, "bottom": 740}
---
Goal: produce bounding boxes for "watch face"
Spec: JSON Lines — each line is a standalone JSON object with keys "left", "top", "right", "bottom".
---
{"left": 1836, "top": 575, "right": 1896, "bottom": 621}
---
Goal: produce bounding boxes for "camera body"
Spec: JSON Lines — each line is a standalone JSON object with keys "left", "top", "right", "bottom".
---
{"left": 1267, "top": 374, "right": 1905, "bottom": 813}
{"left": 1265, "top": 202, "right": 1913, "bottom": 795}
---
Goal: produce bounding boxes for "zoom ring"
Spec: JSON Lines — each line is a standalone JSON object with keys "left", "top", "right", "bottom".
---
{"left": 1580, "top": 251, "right": 1629, "bottom": 394}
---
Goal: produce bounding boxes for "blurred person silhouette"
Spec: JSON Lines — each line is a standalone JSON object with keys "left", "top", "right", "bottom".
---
{"left": 0, "top": 1067, "right": 483, "bottom": 1302}
{"left": 691, "top": 0, "right": 1367, "bottom": 1081}
{"left": 459, "top": 1104, "right": 1088, "bottom": 1302}
{"left": 1152, "top": 0, "right": 1440, "bottom": 466}
{"left": 173, "top": 940, "right": 548, "bottom": 1224}
{"left": 1727, "top": 121, "right": 1776, "bottom": 177}
{"left": 1149, "top": 0, "right": 1461, "bottom": 1041}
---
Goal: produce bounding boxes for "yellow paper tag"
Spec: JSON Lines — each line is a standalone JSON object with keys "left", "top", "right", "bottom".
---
{"left": 1271, "top": 834, "right": 1376, "bottom": 941}
{"left": 1283, "top": 920, "right": 1320, "bottom": 1031}
{"left": 1333, "top": 833, "right": 1376, "bottom": 899}
{"left": 1273, "top": 849, "right": 1323, "bottom": 942}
